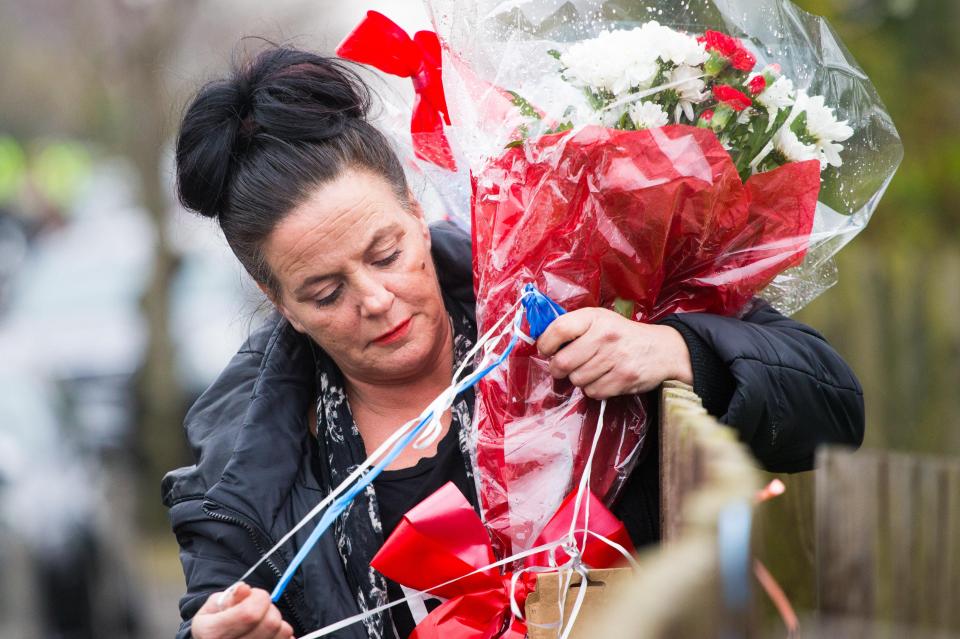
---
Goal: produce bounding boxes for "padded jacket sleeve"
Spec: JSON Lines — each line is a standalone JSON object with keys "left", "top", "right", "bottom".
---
{"left": 169, "top": 500, "right": 282, "bottom": 639}
{"left": 660, "top": 300, "right": 865, "bottom": 473}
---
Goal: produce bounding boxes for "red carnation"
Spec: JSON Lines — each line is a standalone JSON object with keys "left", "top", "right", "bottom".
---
{"left": 698, "top": 30, "right": 757, "bottom": 72}
{"left": 730, "top": 47, "right": 757, "bottom": 72}
{"left": 701, "top": 109, "right": 715, "bottom": 121}
{"left": 713, "top": 85, "right": 753, "bottom": 112}
{"left": 748, "top": 75, "right": 767, "bottom": 95}
{"left": 698, "top": 30, "right": 738, "bottom": 57}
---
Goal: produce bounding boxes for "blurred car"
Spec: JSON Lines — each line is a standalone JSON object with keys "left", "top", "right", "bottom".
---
{"left": 0, "top": 159, "right": 254, "bottom": 638}
{"left": 0, "top": 372, "right": 143, "bottom": 639}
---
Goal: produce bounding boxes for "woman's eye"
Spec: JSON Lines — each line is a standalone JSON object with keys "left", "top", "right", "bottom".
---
{"left": 373, "top": 249, "right": 402, "bottom": 267}
{"left": 315, "top": 285, "right": 342, "bottom": 308}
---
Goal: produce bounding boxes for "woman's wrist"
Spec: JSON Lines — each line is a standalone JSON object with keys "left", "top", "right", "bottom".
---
{"left": 659, "top": 324, "right": 694, "bottom": 386}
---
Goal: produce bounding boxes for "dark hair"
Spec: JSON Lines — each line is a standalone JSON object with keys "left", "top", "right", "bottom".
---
{"left": 175, "top": 46, "right": 409, "bottom": 295}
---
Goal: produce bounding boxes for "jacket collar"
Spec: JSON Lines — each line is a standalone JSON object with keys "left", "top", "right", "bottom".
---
{"left": 204, "top": 316, "right": 317, "bottom": 527}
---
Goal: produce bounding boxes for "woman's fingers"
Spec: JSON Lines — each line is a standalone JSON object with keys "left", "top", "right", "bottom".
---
{"left": 537, "top": 309, "right": 594, "bottom": 357}
{"left": 225, "top": 588, "right": 273, "bottom": 636}
{"left": 537, "top": 307, "right": 693, "bottom": 398}
{"left": 584, "top": 369, "right": 638, "bottom": 400}
{"left": 196, "top": 583, "right": 250, "bottom": 616}
{"left": 273, "top": 621, "right": 295, "bottom": 639}
{"left": 547, "top": 331, "right": 600, "bottom": 379}
{"left": 567, "top": 355, "right": 615, "bottom": 388}
{"left": 246, "top": 604, "right": 287, "bottom": 639}
{"left": 192, "top": 585, "right": 274, "bottom": 639}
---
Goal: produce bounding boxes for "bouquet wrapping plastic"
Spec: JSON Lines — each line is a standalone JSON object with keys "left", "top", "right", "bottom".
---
{"left": 417, "top": 0, "right": 901, "bottom": 558}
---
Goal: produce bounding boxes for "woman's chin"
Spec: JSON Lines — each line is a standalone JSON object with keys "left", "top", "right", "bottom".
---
{"left": 370, "top": 334, "right": 446, "bottom": 383}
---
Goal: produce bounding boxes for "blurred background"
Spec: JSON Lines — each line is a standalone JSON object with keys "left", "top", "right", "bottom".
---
{"left": 0, "top": 0, "right": 955, "bottom": 637}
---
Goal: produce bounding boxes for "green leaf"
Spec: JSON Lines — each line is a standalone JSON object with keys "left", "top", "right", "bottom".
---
{"left": 584, "top": 88, "right": 607, "bottom": 111}
{"left": 507, "top": 90, "right": 543, "bottom": 120}
{"left": 789, "top": 111, "right": 817, "bottom": 145}
{"left": 614, "top": 298, "right": 635, "bottom": 319}
{"left": 544, "top": 121, "right": 574, "bottom": 135}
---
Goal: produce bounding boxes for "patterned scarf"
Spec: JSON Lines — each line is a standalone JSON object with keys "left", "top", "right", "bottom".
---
{"left": 312, "top": 296, "right": 477, "bottom": 639}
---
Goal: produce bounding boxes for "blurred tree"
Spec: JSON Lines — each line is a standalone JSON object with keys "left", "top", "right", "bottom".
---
{"left": 796, "top": 0, "right": 960, "bottom": 246}
{"left": 0, "top": 137, "right": 27, "bottom": 205}
{"left": 0, "top": 1, "right": 197, "bottom": 529}
{"left": 0, "top": 0, "right": 343, "bottom": 531}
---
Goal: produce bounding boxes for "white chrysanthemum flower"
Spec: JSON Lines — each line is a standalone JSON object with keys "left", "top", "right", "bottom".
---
{"left": 560, "top": 23, "right": 706, "bottom": 99}
{"left": 773, "top": 126, "right": 818, "bottom": 164}
{"left": 561, "top": 28, "right": 660, "bottom": 96}
{"left": 791, "top": 92, "right": 854, "bottom": 167}
{"left": 777, "top": 92, "right": 855, "bottom": 168}
{"left": 614, "top": 60, "right": 660, "bottom": 95}
{"left": 629, "top": 101, "right": 669, "bottom": 130}
{"left": 756, "top": 75, "right": 795, "bottom": 117}
{"left": 669, "top": 65, "right": 707, "bottom": 122}
{"left": 576, "top": 102, "right": 627, "bottom": 128}
{"left": 641, "top": 21, "right": 708, "bottom": 67}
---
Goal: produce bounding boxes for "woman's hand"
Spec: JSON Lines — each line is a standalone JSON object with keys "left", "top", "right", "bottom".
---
{"left": 191, "top": 582, "right": 294, "bottom": 639}
{"left": 537, "top": 307, "right": 693, "bottom": 399}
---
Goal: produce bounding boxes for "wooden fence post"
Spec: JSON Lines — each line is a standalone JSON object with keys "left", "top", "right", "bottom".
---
{"left": 815, "top": 446, "right": 960, "bottom": 634}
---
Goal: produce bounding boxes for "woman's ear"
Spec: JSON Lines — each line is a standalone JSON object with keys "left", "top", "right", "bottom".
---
{"left": 256, "top": 281, "right": 307, "bottom": 334}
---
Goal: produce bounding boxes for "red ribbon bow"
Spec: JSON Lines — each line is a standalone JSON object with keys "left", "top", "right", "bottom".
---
{"left": 336, "top": 10, "right": 457, "bottom": 171}
{"left": 371, "top": 482, "right": 635, "bottom": 638}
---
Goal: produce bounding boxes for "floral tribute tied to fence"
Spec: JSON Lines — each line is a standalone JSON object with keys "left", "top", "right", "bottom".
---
{"left": 229, "top": 1, "right": 902, "bottom": 638}
{"left": 425, "top": 0, "right": 901, "bottom": 564}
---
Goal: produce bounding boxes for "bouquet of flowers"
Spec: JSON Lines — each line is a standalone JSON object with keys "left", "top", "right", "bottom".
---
{"left": 516, "top": 23, "right": 853, "bottom": 178}
{"left": 420, "top": 0, "right": 902, "bottom": 558}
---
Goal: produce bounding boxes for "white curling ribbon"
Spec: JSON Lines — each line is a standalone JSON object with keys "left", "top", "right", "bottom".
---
{"left": 302, "top": 396, "right": 639, "bottom": 638}
{"left": 237, "top": 294, "right": 527, "bottom": 590}
{"left": 231, "top": 287, "right": 636, "bottom": 638}
{"left": 298, "top": 400, "right": 638, "bottom": 638}
{"left": 553, "top": 399, "right": 606, "bottom": 639}
{"left": 236, "top": 412, "right": 422, "bottom": 585}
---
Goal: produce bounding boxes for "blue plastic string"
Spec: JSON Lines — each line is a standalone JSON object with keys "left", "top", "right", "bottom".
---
{"left": 270, "top": 285, "right": 566, "bottom": 602}
{"left": 521, "top": 283, "right": 566, "bottom": 339}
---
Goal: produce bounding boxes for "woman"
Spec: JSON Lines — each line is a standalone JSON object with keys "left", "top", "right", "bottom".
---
{"left": 162, "top": 47, "right": 864, "bottom": 639}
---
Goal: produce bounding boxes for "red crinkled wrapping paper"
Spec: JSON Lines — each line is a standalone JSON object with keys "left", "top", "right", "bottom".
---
{"left": 471, "top": 124, "right": 820, "bottom": 555}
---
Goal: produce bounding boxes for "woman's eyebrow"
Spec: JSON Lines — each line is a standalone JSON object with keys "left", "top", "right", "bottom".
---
{"left": 294, "top": 223, "right": 404, "bottom": 298}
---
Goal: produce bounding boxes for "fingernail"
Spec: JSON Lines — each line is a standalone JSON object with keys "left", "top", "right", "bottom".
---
{"left": 217, "top": 582, "right": 240, "bottom": 610}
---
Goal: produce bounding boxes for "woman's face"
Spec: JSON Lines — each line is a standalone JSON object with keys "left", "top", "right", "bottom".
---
{"left": 259, "top": 168, "right": 449, "bottom": 385}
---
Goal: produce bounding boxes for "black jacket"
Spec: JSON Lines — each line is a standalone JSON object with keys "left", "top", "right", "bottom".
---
{"left": 161, "top": 222, "right": 864, "bottom": 638}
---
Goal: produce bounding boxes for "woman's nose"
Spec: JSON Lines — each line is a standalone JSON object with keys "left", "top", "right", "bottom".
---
{"left": 356, "top": 271, "right": 395, "bottom": 317}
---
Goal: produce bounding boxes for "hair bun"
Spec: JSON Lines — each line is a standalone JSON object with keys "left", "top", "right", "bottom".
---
{"left": 175, "top": 47, "right": 371, "bottom": 220}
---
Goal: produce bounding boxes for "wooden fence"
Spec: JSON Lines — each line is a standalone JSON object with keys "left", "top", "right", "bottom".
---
{"left": 525, "top": 383, "right": 960, "bottom": 638}
{"left": 526, "top": 381, "right": 762, "bottom": 638}
{"left": 814, "top": 446, "right": 960, "bottom": 636}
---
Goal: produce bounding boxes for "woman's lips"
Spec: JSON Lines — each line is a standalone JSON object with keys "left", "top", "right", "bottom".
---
{"left": 373, "top": 317, "right": 413, "bottom": 345}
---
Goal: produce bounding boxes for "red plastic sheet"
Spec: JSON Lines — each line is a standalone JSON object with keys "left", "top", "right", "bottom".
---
{"left": 472, "top": 124, "right": 820, "bottom": 554}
